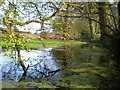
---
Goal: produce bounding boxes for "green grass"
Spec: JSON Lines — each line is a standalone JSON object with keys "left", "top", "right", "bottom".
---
{"left": 26, "top": 39, "right": 87, "bottom": 50}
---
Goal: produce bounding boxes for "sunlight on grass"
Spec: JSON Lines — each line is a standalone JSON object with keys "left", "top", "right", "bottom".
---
{"left": 27, "top": 39, "right": 87, "bottom": 49}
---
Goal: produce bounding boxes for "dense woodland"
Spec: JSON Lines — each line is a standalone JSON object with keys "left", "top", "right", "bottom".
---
{"left": 0, "top": 1, "right": 120, "bottom": 87}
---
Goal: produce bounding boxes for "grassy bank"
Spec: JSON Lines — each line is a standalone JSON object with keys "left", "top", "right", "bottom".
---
{"left": 26, "top": 39, "right": 87, "bottom": 49}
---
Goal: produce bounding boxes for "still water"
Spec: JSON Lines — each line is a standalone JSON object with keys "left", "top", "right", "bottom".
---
{"left": 0, "top": 44, "right": 120, "bottom": 88}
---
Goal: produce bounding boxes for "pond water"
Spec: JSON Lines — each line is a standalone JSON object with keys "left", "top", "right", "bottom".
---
{"left": 0, "top": 44, "right": 120, "bottom": 88}
{"left": 0, "top": 48, "right": 62, "bottom": 82}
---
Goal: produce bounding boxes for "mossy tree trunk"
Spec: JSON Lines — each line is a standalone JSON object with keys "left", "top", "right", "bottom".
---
{"left": 98, "top": 2, "right": 111, "bottom": 47}
{"left": 62, "top": 4, "right": 71, "bottom": 40}
{"left": 87, "top": 3, "right": 94, "bottom": 41}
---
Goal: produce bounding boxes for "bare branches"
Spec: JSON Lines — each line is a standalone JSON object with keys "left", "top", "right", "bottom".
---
{"left": 65, "top": 2, "right": 83, "bottom": 8}
{"left": 5, "top": 3, "right": 15, "bottom": 17}
{"left": 0, "top": 2, "right": 67, "bottom": 33}
{"left": 58, "top": 15, "right": 116, "bottom": 33}
{"left": 1, "top": 17, "right": 62, "bottom": 26}
{"left": 0, "top": 0, "right": 6, "bottom": 6}
{"left": 0, "top": 27, "right": 12, "bottom": 34}
{"left": 42, "top": 3, "right": 66, "bottom": 21}
{"left": 26, "top": 2, "right": 66, "bottom": 21}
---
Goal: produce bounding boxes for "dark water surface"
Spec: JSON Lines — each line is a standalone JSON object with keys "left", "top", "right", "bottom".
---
{"left": 0, "top": 44, "right": 120, "bottom": 88}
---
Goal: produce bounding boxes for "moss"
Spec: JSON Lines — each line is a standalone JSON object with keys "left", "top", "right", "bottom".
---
{"left": 2, "top": 81, "right": 18, "bottom": 88}
{"left": 52, "top": 73, "right": 101, "bottom": 88}
{"left": 66, "top": 68, "right": 91, "bottom": 73}
{"left": 2, "top": 81, "right": 56, "bottom": 88}
{"left": 2, "top": 73, "right": 103, "bottom": 88}
{"left": 100, "top": 73, "right": 107, "bottom": 77}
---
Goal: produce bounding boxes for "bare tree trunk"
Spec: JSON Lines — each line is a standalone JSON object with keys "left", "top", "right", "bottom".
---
{"left": 118, "top": 1, "right": 120, "bottom": 31}
{"left": 98, "top": 2, "right": 107, "bottom": 42}
{"left": 88, "top": 19, "right": 94, "bottom": 40}
{"left": 98, "top": 2, "right": 110, "bottom": 47}
{"left": 87, "top": 3, "right": 94, "bottom": 40}
{"left": 114, "top": 1, "right": 120, "bottom": 58}
{"left": 63, "top": 4, "right": 70, "bottom": 40}
{"left": 110, "top": 2, "right": 120, "bottom": 59}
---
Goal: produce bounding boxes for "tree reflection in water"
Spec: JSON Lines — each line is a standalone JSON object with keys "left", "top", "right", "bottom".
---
{"left": 51, "top": 45, "right": 120, "bottom": 88}
{"left": 1, "top": 49, "right": 62, "bottom": 82}
{"left": 1, "top": 45, "right": 120, "bottom": 88}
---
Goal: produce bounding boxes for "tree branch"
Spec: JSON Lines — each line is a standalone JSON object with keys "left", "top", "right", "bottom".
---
{"left": 43, "top": 4, "right": 66, "bottom": 21}
{"left": 1, "top": 17, "right": 61, "bottom": 25}
{"left": 58, "top": 15, "right": 116, "bottom": 33}
{"left": 0, "top": 27, "right": 12, "bottom": 34}
{"left": 66, "top": 2, "right": 83, "bottom": 8}
{"left": 0, "top": 2, "right": 65, "bottom": 27}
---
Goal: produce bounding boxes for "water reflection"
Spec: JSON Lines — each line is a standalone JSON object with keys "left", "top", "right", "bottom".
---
{"left": 0, "top": 48, "right": 61, "bottom": 82}
{"left": 51, "top": 45, "right": 120, "bottom": 88}
{"left": 51, "top": 45, "right": 104, "bottom": 69}
{"left": 1, "top": 44, "right": 120, "bottom": 88}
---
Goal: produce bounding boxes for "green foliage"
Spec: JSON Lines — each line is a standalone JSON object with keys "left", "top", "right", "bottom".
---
{"left": 113, "top": 2, "right": 118, "bottom": 5}
{"left": 52, "top": 19, "right": 63, "bottom": 32}
{"left": 2, "top": 33, "right": 28, "bottom": 58}
{"left": 2, "top": 34, "right": 27, "bottom": 50}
